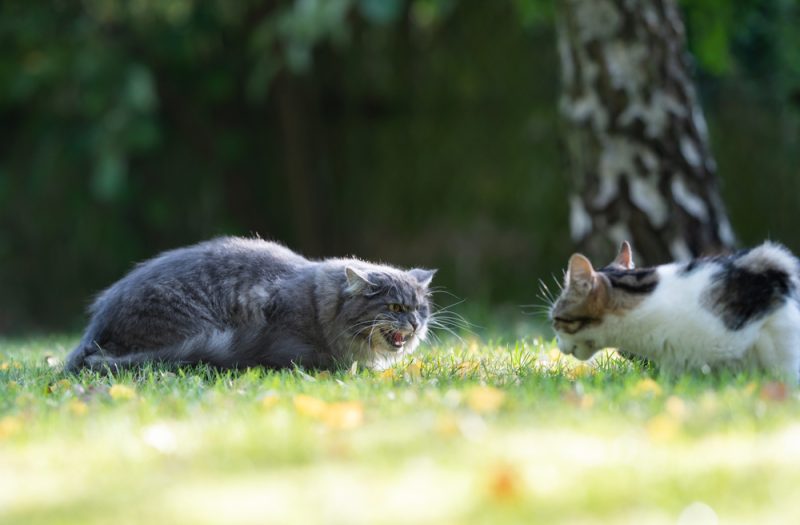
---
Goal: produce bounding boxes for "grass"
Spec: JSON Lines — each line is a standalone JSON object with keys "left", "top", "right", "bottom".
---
{"left": 2, "top": 332, "right": 800, "bottom": 525}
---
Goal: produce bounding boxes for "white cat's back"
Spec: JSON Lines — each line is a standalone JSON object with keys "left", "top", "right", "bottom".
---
{"left": 620, "top": 243, "right": 800, "bottom": 374}
{"left": 624, "top": 263, "right": 763, "bottom": 371}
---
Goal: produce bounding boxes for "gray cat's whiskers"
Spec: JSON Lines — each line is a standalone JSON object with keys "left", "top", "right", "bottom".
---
{"left": 333, "top": 317, "right": 381, "bottom": 344}
{"left": 430, "top": 303, "right": 475, "bottom": 333}
{"left": 426, "top": 305, "right": 473, "bottom": 345}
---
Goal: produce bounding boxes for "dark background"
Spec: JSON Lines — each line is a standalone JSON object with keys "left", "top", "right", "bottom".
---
{"left": 1, "top": 0, "right": 799, "bottom": 333}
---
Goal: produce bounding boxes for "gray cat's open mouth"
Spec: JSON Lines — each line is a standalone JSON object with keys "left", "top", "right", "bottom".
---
{"left": 381, "top": 329, "right": 409, "bottom": 350}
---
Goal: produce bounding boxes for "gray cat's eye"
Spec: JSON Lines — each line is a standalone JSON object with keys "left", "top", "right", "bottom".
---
{"left": 388, "top": 303, "right": 408, "bottom": 313}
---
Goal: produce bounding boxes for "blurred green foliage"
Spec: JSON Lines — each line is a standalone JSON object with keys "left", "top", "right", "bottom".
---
{"left": 0, "top": 0, "right": 798, "bottom": 333}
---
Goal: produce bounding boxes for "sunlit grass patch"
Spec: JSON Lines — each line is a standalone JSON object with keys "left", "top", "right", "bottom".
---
{"left": 1, "top": 334, "right": 799, "bottom": 524}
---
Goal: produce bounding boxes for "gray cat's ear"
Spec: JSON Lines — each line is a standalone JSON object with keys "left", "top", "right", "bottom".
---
{"left": 612, "top": 241, "right": 635, "bottom": 269}
{"left": 345, "top": 266, "right": 374, "bottom": 294}
{"left": 567, "top": 253, "right": 595, "bottom": 289}
{"left": 409, "top": 268, "right": 436, "bottom": 288}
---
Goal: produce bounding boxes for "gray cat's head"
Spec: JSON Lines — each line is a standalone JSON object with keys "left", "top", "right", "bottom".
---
{"left": 337, "top": 264, "right": 435, "bottom": 364}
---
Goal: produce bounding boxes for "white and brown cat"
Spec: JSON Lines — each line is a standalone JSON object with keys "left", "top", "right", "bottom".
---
{"left": 550, "top": 241, "right": 800, "bottom": 381}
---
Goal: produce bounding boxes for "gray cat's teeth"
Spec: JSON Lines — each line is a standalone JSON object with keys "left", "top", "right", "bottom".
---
{"left": 382, "top": 329, "right": 408, "bottom": 349}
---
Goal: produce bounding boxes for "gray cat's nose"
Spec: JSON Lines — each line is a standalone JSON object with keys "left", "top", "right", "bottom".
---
{"left": 409, "top": 318, "right": 418, "bottom": 331}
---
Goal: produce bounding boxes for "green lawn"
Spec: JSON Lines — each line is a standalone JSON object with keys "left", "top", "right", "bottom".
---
{"left": 2, "top": 333, "right": 799, "bottom": 525}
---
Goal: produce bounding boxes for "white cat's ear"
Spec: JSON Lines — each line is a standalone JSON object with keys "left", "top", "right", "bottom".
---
{"left": 345, "top": 266, "right": 374, "bottom": 294}
{"left": 409, "top": 268, "right": 436, "bottom": 288}
{"left": 567, "top": 253, "right": 595, "bottom": 288}
{"left": 612, "top": 241, "right": 635, "bottom": 269}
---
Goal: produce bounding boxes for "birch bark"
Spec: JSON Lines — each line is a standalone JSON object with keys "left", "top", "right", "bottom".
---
{"left": 557, "top": 0, "right": 735, "bottom": 264}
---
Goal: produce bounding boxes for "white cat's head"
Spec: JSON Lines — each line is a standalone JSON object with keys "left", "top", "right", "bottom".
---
{"left": 550, "top": 241, "right": 657, "bottom": 360}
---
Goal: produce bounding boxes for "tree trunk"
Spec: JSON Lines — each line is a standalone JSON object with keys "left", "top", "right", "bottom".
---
{"left": 556, "top": 0, "right": 736, "bottom": 265}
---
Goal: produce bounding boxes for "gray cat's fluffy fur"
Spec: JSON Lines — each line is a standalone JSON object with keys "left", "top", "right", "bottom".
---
{"left": 65, "top": 237, "right": 435, "bottom": 372}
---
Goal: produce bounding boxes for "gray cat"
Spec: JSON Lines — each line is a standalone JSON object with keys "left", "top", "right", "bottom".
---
{"left": 65, "top": 237, "right": 436, "bottom": 372}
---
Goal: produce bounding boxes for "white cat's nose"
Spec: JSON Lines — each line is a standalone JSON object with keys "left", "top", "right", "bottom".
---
{"left": 555, "top": 337, "right": 574, "bottom": 355}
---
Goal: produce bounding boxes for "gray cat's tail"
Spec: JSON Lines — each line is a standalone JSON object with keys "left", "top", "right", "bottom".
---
{"left": 64, "top": 337, "right": 98, "bottom": 373}
{"left": 64, "top": 329, "right": 244, "bottom": 373}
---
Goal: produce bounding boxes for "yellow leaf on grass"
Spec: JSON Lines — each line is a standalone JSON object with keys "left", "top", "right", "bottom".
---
{"left": 260, "top": 394, "right": 280, "bottom": 410}
{"left": 632, "top": 378, "right": 662, "bottom": 398}
{"left": 0, "top": 416, "right": 21, "bottom": 439}
{"left": 378, "top": 368, "right": 396, "bottom": 381}
{"left": 567, "top": 362, "right": 593, "bottom": 380}
{"left": 315, "top": 371, "right": 332, "bottom": 381}
{"left": 47, "top": 379, "right": 72, "bottom": 394}
{"left": 487, "top": 465, "right": 522, "bottom": 503}
{"left": 67, "top": 399, "right": 89, "bottom": 416}
{"left": 435, "top": 414, "right": 460, "bottom": 437}
{"left": 294, "top": 396, "right": 364, "bottom": 430}
{"left": 564, "top": 390, "right": 594, "bottom": 409}
{"left": 323, "top": 401, "right": 364, "bottom": 430}
{"left": 293, "top": 394, "right": 328, "bottom": 418}
{"left": 760, "top": 382, "right": 789, "bottom": 402}
{"left": 646, "top": 414, "right": 680, "bottom": 442}
{"left": 744, "top": 381, "right": 758, "bottom": 396}
{"left": 466, "top": 386, "right": 506, "bottom": 414}
{"left": 665, "top": 396, "right": 688, "bottom": 419}
{"left": 109, "top": 384, "right": 137, "bottom": 401}
{"left": 547, "top": 348, "right": 563, "bottom": 362}
{"left": 456, "top": 360, "right": 481, "bottom": 378}
{"left": 405, "top": 362, "right": 422, "bottom": 381}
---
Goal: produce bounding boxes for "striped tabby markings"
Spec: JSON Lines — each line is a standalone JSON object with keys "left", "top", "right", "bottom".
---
{"left": 551, "top": 241, "right": 659, "bottom": 334}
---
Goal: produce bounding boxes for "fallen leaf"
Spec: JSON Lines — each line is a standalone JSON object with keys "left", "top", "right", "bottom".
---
{"left": 743, "top": 381, "right": 758, "bottom": 396}
{"left": 487, "top": 465, "right": 522, "bottom": 503}
{"left": 109, "top": 384, "right": 137, "bottom": 401}
{"left": 567, "top": 362, "right": 593, "bottom": 380}
{"left": 646, "top": 414, "right": 680, "bottom": 442}
{"left": 665, "top": 396, "right": 688, "bottom": 419}
{"left": 293, "top": 396, "right": 364, "bottom": 430}
{"left": 564, "top": 389, "right": 594, "bottom": 409}
{"left": 760, "top": 382, "right": 789, "bottom": 402}
{"left": 435, "top": 414, "right": 460, "bottom": 437}
{"left": 466, "top": 386, "right": 505, "bottom": 414}
{"left": 47, "top": 379, "right": 72, "bottom": 394}
{"left": 405, "top": 362, "right": 422, "bottom": 381}
{"left": 315, "top": 371, "right": 332, "bottom": 381}
{"left": 293, "top": 394, "right": 328, "bottom": 418}
{"left": 378, "top": 368, "right": 396, "bottom": 381}
{"left": 260, "top": 394, "right": 280, "bottom": 410}
{"left": 547, "top": 348, "right": 563, "bottom": 362}
{"left": 699, "top": 391, "right": 718, "bottom": 414}
{"left": 632, "top": 378, "right": 663, "bottom": 398}
{"left": 322, "top": 401, "right": 364, "bottom": 430}
{"left": 0, "top": 416, "right": 21, "bottom": 439}
{"left": 67, "top": 399, "right": 89, "bottom": 416}
{"left": 456, "top": 360, "right": 480, "bottom": 379}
